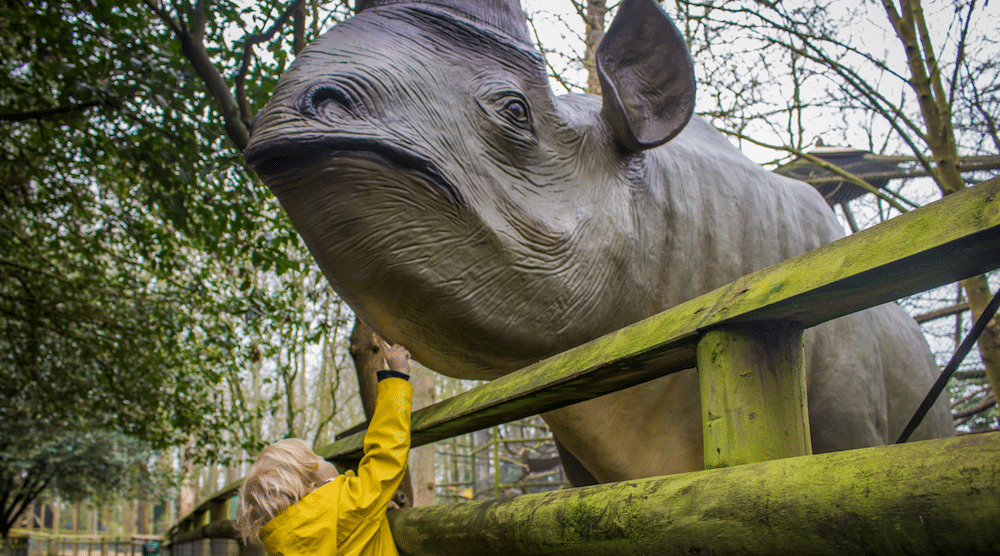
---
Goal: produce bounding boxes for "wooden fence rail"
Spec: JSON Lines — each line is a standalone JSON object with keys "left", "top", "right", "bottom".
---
{"left": 388, "top": 434, "right": 1000, "bottom": 556}
{"left": 166, "top": 177, "right": 1000, "bottom": 555}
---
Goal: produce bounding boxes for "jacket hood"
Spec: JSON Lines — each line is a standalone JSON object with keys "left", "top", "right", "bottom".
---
{"left": 260, "top": 478, "right": 345, "bottom": 556}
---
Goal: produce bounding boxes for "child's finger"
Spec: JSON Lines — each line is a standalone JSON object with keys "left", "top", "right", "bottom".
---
{"left": 375, "top": 336, "right": 392, "bottom": 366}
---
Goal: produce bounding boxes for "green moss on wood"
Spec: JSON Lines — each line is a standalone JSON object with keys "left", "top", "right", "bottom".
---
{"left": 698, "top": 321, "right": 810, "bottom": 468}
{"left": 389, "top": 433, "right": 1000, "bottom": 556}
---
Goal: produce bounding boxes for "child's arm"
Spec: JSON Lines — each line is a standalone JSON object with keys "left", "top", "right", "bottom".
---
{"left": 337, "top": 343, "right": 413, "bottom": 543}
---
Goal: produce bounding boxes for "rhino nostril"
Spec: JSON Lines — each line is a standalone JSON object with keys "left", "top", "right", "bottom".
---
{"left": 298, "top": 83, "right": 355, "bottom": 117}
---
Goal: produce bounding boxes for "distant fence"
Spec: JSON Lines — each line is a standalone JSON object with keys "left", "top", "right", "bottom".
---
{"left": 1, "top": 532, "right": 162, "bottom": 556}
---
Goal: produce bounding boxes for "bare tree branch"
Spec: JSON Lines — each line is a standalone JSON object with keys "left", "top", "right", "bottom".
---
{"left": 946, "top": 0, "right": 976, "bottom": 110}
{"left": 525, "top": 10, "right": 585, "bottom": 94}
{"left": 143, "top": 0, "right": 250, "bottom": 150}
{"left": 954, "top": 369, "right": 988, "bottom": 381}
{"left": 953, "top": 391, "right": 995, "bottom": 422}
{"left": 803, "top": 155, "right": 1000, "bottom": 188}
{"left": 718, "top": 128, "right": 912, "bottom": 212}
{"left": 235, "top": 0, "right": 306, "bottom": 132}
{"left": 0, "top": 101, "right": 104, "bottom": 122}
{"left": 916, "top": 302, "right": 970, "bottom": 324}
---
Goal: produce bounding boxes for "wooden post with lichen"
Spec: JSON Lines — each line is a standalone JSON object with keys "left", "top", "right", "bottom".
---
{"left": 698, "top": 320, "right": 811, "bottom": 468}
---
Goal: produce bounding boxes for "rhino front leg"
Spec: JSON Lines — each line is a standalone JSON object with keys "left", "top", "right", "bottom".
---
{"left": 552, "top": 437, "right": 599, "bottom": 487}
{"left": 542, "top": 369, "right": 706, "bottom": 483}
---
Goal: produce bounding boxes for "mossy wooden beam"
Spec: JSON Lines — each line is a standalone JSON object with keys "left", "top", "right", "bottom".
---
{"left": 324, "top": 179, "right": 1000, "bottom": 465}
{"left": 388, "top": 433, "right": 1000, "bottom": 556}
{"left": 166, "top": 480, "right": 241, "bottom": 542}
{"left": 170, "top": 520, "right": 238, "bottom": 544}
{"left": 712, "top": 177, "right": 999, "bottom": 328}
{"left": 698, "top": 321, "right": 810, "bottom": 468}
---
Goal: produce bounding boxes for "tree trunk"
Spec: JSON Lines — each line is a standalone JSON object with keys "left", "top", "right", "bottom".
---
{"left": 203, "top": 466, "right": 219, "bottom": 500}
{"left": 124, "top": 501, "right": 134, "bottom": 536}
{"left": 348, "top": 319, "right": 381, "bottom": 419}
{"left": 136, "top": 501, "right": 150, "bottom": 536}
{"left": 348, "top": 318, "right": 415, "bottom": 508}
{"left": 962, "top": 275, "right": 1000, "bottom": 395}
{"left": 884, "top": 0, "right": 1000, "bottom": 399}
{"left": 473, "top": 429, "right": 493, "bottom": 499}
{"left": 409, "top": 361, "right": 437, "bottom": 507}
{"left": 177, "top": 454, "right": 197, "bottom": 517}
{"left": 583, "top": 0, "right": 608, "bottom": 95}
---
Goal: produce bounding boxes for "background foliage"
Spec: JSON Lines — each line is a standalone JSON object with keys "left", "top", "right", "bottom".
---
{"left": 0, "top": 0, "right": 357, "bottom": 534}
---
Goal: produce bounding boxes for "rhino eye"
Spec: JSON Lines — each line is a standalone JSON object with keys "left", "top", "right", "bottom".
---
{"left": 297, "top": 82, "right": 357, "bottom": 118}
{"left": 501, "top": 98, "right": 530, "bottom": 127}
{"left": 312, "top": 87, "right": 353, "bottom": 111}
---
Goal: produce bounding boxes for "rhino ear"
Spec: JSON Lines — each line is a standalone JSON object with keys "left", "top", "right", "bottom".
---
{"left": 597, "top": 0, "right": 695, "bottom": 153}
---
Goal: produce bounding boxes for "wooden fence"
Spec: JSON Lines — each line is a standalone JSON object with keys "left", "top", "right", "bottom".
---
{"left": 166, "top": 177, "right": 1000, "bottom": 555}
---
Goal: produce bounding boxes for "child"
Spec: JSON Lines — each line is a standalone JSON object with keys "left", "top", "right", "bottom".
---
{"left": 236, "top": 340, "right": 413, "bottom": 556}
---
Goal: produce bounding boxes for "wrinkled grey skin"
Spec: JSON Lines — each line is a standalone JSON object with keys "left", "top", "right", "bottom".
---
{"left": 246, "top": 0, "right": 953, "bottom": 483}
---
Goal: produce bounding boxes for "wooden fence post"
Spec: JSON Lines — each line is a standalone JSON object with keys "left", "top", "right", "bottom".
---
{"left": 208, "top": 499, "right": 225, "bottom": 556}
{"left": 698, "top": 320, "right": 811, "bottom": 468}
{"left": 51, "top": 503, "right": 60, "bottom": 556}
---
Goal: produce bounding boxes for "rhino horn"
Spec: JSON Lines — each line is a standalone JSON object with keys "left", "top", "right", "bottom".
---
{"left": 354, "top": 0, "right": 532, "bottom": 45}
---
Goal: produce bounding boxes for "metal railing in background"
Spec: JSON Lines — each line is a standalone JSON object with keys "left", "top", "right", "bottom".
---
{"left": 1, "top": 532, "right": 162, "bottom": 556}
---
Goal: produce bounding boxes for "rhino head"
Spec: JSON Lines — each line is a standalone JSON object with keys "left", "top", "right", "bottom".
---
{"left": 245, "top": 0, "right": 695, "bottom": 379}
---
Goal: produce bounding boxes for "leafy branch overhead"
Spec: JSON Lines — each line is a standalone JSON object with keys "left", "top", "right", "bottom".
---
{"left": 1, "top": 0, "right": 352, "bottom": 534}
{"left": 140, "top": 0, "right": 315, "bottom": 151}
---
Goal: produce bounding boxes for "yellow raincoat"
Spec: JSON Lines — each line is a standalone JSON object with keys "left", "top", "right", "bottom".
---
{"left": 260, "top": 378, "right": 413, "bottom": 556}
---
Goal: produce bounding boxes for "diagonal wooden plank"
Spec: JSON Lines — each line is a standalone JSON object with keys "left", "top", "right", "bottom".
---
{"left": 322, "top": 177, "right": 1000, "bottom": 465}
{"left": 695, "top": 177, "right": 1000, "bottom": 329}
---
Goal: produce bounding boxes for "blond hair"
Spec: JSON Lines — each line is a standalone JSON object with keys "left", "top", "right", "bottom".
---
{"left": 236, "top": 439, "right": 326, "bottom": 545}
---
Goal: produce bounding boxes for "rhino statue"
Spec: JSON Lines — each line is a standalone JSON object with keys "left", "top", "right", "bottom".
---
{"left": 245, "top": 0, "right": 954, "bottom": 484}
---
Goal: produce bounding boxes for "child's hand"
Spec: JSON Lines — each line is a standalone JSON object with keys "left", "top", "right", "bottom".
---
{"left": 385, "top": 345, "right": 410, "bottom": 374}
{"left": 377, "top": 338, "right": 411, "bottom": 376}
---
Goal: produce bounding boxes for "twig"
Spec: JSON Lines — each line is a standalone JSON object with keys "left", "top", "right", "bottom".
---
{"left": 0, "top": 101, "right": 104, "bottom": 122}
{"left": 235, "top": 0, "right": 306, "bottom": 128}
{"left": 953, "top": 393, "right": 996, "bottom": 423}
{"left": 718, "top": 129, "right": 911, "bottom": 212}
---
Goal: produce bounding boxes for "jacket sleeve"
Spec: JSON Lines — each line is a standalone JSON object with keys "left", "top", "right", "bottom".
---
{"left": 337, "top": 377, "right": 413, "bottom": 545}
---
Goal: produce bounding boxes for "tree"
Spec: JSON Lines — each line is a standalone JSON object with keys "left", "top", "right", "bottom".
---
{"left": 1, "top": 0, "right": 361, "bottom": 523}
{"left": 0, "top": 424, "right": 161, "bottom": 539}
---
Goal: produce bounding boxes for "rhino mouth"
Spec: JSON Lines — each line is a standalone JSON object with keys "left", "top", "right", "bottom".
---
{"left": 245, "top": 137, "right": 464, "bottom": 206}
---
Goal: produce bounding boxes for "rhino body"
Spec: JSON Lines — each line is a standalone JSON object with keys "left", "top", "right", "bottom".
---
{"left": 246, "top": 0, "right": 953, "bottom": 483}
